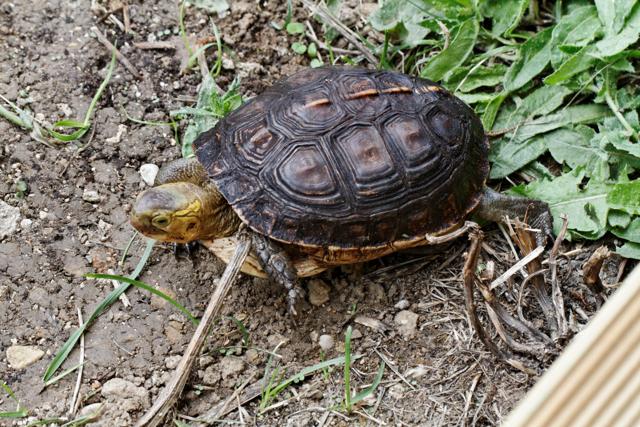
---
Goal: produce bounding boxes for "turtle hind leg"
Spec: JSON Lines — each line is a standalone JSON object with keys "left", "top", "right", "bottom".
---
{"left": 250, "top": 233, "right": 305, "bottom": 316}
{"left": 475, "top": 188, "right": 553, "bottom": 245}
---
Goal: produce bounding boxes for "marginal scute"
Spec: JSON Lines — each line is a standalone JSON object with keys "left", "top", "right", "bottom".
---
{"left": 195, "top": 66, "right": 489, "bottom": 248}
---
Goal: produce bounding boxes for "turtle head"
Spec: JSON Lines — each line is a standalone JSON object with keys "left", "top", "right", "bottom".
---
{"left": 130, "top": 182, "right": 240, "bottom": 243}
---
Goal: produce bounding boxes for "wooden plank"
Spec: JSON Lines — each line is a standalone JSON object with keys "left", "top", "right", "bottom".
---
{"left": 504, "top": 264, "right": 640, "bottom": 427}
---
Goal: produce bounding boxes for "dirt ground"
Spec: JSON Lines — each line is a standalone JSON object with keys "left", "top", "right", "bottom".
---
{"left": 0, "top": 1, "right": 630, "bottom": 426}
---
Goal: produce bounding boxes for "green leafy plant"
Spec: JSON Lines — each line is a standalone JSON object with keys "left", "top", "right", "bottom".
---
{"left": 0, "top": 381, "right": 28, "bottom": 419}
{"left": 365, "top": 0, "right": 640, "bottom": 257}
{"left": 171, "top": 76, "right": 243, "bottom": 158}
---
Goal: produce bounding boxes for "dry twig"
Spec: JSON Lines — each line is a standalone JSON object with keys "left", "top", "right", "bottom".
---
{"left": 135, "top": 234, "right": 251, "bottom": 427}
{"left": 69, "top": 308, "right": 85, "bottom": 416}
{"left": 582, "top": 245, "right": 610, "bottom": 295}
{"left": 91, "top": 26, "right": 141, "bottom": 79}
{"left": 300, "top": 0, "right": 377, "bottom": 65}
{"left": 548, "top": 215, "right": 569, "bottom": 337}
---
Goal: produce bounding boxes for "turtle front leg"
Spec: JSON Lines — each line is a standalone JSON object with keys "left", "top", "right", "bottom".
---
{"left": 250, "top": 233, "right": 305, "bottom": 316}
{"left": 475, "top": 188, "right": 553, "bottom": 245}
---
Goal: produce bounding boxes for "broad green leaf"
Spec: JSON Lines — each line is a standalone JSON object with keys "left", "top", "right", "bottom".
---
{"left": 547, "top": 126, "right": 610, "bottom": 178}
{"left": 482, "top": 91, "right": 507, "bottom": 130}
{"left": 553, "top": 6, "right": 602, "bottom": 47}
{"left": 489, "top": 133, "right": 548, "bottom": 179}
{"left": 551, "top": 6, "right": 602, "bottom": 68}
{"left": 595, "top": 2, "right": 640, "bottom": 57}
{"left": 616, "top": 241, "right": 640, "bottom": 260}
{"left": 509, "top": 104, "right": 610, "bottom": 142}
{"left": 502, "top": 85, "right": 572, "bottom": 128}
{"left": 607, "top": 181, "right": 640, "bottom": 215}
{"left": 608, "top": 210, "right": 632, "bottom": 228}
{"left": 457, "top": 92, "right": 496, "bottom": 104}
{"left": 480, "top": 0, "right": 529, "bottom": 36}
{"left": 514, "top": 169, "right": 613, "bottom": 239}
{"left": 446, "top": 64, "right": 507, "bottom": 93}
{"left": 423, "top": 0, "right": 475, "bottom": 20}
{"left": 369, "top": 0, "right": 429, "bottom": 47}
{"left": 421, "top": 18, "right": 479, "bottom": 81}
{"left": 611, "top": 217, "right": 640, "bottom": 243}
{"left": 544, "top": 45, "right": 597, "bottom": 85}
{"left": 595, "top": 0, "right": 637, "bottom": 36}
{"left": 504, "top": 28, "right": 554, "bottom": 92}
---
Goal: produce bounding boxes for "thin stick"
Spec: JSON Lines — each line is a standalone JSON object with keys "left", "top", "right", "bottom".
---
{"left": 463, "top": 231, "right": 534, "bottom": 374}
{"left": 135, "top": 234, "right": 251, "bottom": 427}
{"left": 304, "top": 21, "right": 360, "bottom": 56}
{"left": 134, "top": 41, "right": 176, "bottom": 50}
{"left": 548, "top": 215, "right": 569, "bottom": 337}
{"left": 490, "top": 246, "right": 545, "bottom": 290}
{"left": 461, "top": 373, "right": 482, "bottom": 427}
{"left": 300, "top": 0, "right": 377, "bottom": 65}
{"left": 91, "top": 26, "right": 141, "bottom": 79}
{"left": 69, "top": 308, "right": 85, "bottom": 416}
{"left": 373, "top": 349, "right": 416, "bottom": 391}
{"left": 123, "top": 1, "right": 131, "bottom": 34}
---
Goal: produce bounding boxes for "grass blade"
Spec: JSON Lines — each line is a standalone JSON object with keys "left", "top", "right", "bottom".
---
{"left": 43, "top": 238, "right": 155, "bottom": 382}
{"left": 85, "top": 273, "right": 199, "bottom": 326}
{"left": 344, "top": 325, "right": 353, "bottom": 412}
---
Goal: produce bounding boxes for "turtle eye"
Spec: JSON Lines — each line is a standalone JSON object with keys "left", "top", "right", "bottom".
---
{"left": 152, "top": 215, "right": 170, "bottom": 229}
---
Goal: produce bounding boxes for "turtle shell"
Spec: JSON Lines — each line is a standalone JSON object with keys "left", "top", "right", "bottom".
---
{"left": 194, "top": 67, "right": 489, "bottom": 249}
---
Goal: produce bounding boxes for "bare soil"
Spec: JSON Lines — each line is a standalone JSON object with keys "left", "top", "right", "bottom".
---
{"left": 0, "top": 1, "right": 628, "bottom": 426}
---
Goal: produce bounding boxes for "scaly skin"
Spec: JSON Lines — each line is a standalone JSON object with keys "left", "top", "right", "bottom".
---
{"left": 130, "top": 158, "right": 242, "bottom": 243}
{"left": 130, "top": 157, "right": 303, "bottom": 315}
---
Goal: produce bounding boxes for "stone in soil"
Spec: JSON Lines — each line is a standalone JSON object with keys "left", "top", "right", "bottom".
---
{"left": 139, "top": 163, "right": 159, "bottom": 186}
{"left": 394, "top": 299, "right": 410, "bottom": 310}
{"left": 0, "top": 200, "right": 20, "bottom": 239}
{"left": 394, "top": 310, "right": 419, "bottom": 339}
{"left": 101, "top": 378, "right": 150, "bottom": 411}
{"left": 82, "top": 189, "right": 101, "bottom": 203}
{"left": 307, "top": 278, "right": 331, "bottom": 306}
{"left": 6, "top": 345, "right": 44, "bottom": 369}
{"left": 219, "top": 356, "right": 245, "bottom": 379}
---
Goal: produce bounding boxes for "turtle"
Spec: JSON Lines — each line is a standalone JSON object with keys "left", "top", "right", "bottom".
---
{"left": 130, "top": 67, "right": 552, "bottom": 314}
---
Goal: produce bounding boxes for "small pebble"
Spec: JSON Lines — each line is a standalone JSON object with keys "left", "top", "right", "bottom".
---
{"left": 307, "top": 279, "right": 330, "bottom": 306}
{"left": 318, "top": 334, "right": 334, "bottom": 351}
{"left": 366, "top": 281, "right": 386, "bottom": 302}
{"left": 82, "top": 189, "right": 101, "bottom": 203}
{"left": 20, "top": 218, "right": 32, "bottom": 230}
{"left": 394, "top": 310, "right": 419, "bottom": 339}
{"left": 139, "top": 163, "right": 159, "bottom": 186}
{"left": 0, "top": 201, "right": 20, "bottom": 238}
{"left": 165, "top": 355, "right": 181, "bottom": 370}
{"left": 219, "top": 356, "right": 245, "bottom": 379}
{"left": 394, "top": 299, "right": 410, "bottom": 310}
{"left": 354, "top": 315, "right": 388, "bottom": 333}
{"left": 350, "top": 328, "right": 362, "bottom": 339}
{"left": 7, "top": 345, "right": 44, "bottom": 369}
